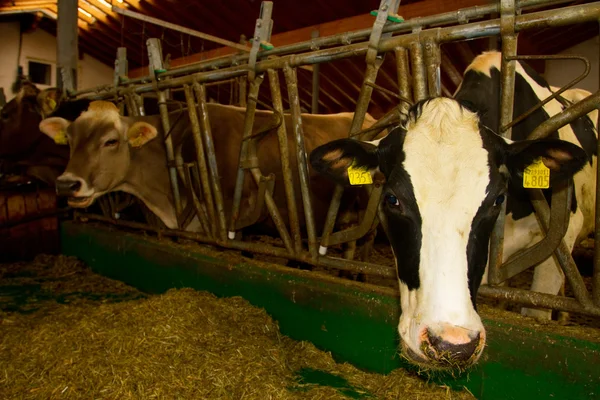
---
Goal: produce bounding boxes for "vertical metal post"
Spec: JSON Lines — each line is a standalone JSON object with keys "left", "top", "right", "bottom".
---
{"left": 147, "top": 38, "right": 183, "bottom": 219}
{"left": 114, "top": 47, "right": 128, "bottom": 87}
{"left": 424, "top": 39, "right": 441, "bottom": 97}
{"left": 488, "top": 0, "right": 518, "bottom": 285}
{"left": 268, "top": 68, "right": 302, "bottom": 254}
{"left": 228, "top": 76, "right": 263, "bottom": 239}
{"left": 194, "top": 83, "right": 229, "bottom": 240}
{"left": 395, "top": 47, "right": 412, "bottom": 112}
{"left": 283, "top": 64, "right": 318, "bottom": 259}
{"left": 311, "top": 30, "right": 321, "bottom": 114}
{"left": 409, "top": 41, "right": 428, "bottom": 102}
{"left": 593, "top": 19, "right": 600, "bottom": 307}
{"left": 184, "top": 83, "right": 217, "bottom": 238}
{"left": 57, "top": 0, "right": 78, "bottom": 92}
{"left": 238, "top": 35, "right": 248, "bottom": 107}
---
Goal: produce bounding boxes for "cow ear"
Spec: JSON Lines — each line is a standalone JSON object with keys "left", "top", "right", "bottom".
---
{"left": 127, "top": 121, "right": 158, "bottom": 148}
{"left": 18, "top": 81, "right": 39, "bottom": 98}
{"left": 505, "top": 138, "right": 588, "bottom": 186}
{"left": 39, "top": 117, "right": 70, "bottom": 145}
{"left": 37, "top": 88, "right": 62, "bottom": 117}
{"left": 309, "top": 139, "right": 379, "bottom": 187}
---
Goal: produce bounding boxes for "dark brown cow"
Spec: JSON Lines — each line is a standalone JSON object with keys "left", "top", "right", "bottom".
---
{"left": 38, "top": 100, "right": 380, "bottom": 235}
{"left": 0, "top": 82, "right": 90, "bottom": 186}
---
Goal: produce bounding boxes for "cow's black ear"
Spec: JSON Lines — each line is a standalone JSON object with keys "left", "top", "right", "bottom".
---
{"left": 309, "top": 139, "right": 379, "bottom": 187}
{"left": 505, "top": 138, "right": 588, "bottom": 186}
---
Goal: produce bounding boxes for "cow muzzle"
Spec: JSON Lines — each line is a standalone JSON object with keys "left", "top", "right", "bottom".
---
{"left": 56, "top": 174, "right": 94, "bottom": 208}
{"left": 403, "top": 324, "right": 485, "bottom": 370}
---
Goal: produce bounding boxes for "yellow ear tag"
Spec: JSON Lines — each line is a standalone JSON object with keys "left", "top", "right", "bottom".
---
{"left": 347, "top": 160, "right": 373, "bottom": 186}
{"left": 47, "top": 98, "right": 57, "bottom": 111}
{"left": 523, "top": 157, "right": 550, "bottom": 189}
{"left": 54, "top": 129, "right": 68, "bottom": 145}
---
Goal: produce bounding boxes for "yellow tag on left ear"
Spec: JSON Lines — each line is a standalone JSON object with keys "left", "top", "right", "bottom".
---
{"left": 523, "top": 157, "right": 550, "bottom": 189}
{"left": 47, "top": 98, "right": 57, "bottom": 111}
{"left": 348, "top": 161, "right": 373, "bottom": 186}
{"left": 54, "top": 129, "right": 68, "bottom": 145}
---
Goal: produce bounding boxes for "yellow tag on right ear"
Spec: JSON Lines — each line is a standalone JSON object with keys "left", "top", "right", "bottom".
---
{"left": 348, "top": 161, "right": 373, "bottom": 186}
{"left": 47, "top": 98, "right": 57, "bottom": 111}
{"left": 54, "top": 129, "right": 68, "bottom": 145}
{"left": 523, "top": 157, "right": 550, "bottom": 189}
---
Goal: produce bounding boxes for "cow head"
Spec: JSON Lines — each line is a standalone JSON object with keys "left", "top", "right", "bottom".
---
{"left": 39, "top": 101, "right": 158, "bottom": 208}
{"left": 0, "top": 82, "right": 61, "bottom": 157}
{"left": 310, "top": 98, "right": 587, "bottom": 370}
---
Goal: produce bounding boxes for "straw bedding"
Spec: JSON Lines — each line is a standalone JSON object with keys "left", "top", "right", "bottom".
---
{"left": 0, "top": 255, "right": 474, "bottom": 399}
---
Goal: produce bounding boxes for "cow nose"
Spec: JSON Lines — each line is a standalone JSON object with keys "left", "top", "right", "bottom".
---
{"left": 55, "top": 177, "right": 82, "bottom": 196}
{"left": 420, "top": 325, "right": 483, "bottom": 364}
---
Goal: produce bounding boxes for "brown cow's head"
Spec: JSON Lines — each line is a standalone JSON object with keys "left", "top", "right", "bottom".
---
{"left": 0, "top": 82, "right": 60, "bottom": 158}
{"left": 39, "top": 101, "right": 158, "bottom": 207}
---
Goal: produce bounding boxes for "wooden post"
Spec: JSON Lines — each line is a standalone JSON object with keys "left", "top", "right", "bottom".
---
{"left": 57, "top": 0, "right": 78, "bottom": 92}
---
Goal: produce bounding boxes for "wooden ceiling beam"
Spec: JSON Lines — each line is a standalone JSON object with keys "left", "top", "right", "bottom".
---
{"left": 129, "top": 0, "right": 492, "bottom": 77}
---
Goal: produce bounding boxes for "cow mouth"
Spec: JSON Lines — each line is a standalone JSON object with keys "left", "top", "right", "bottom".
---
{"left": 68, "top": 196, "right": 94, "bottom": 208}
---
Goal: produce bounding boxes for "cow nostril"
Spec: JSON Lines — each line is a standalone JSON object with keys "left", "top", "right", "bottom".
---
{"left": 424, "top": 329, "right": 481, "bottom": 363}
{"left": 56, "top": 179, "right": 82, "bottom": 196}
{"left": 70, "top": 180, "right": 81, "bottom": 192}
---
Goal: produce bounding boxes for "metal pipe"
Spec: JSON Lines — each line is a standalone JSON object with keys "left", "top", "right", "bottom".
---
{"left": 395, "top": 47, "right": 412, "bottom": 115}
{"left": 409, "top": 41, "right": 428, "bottom": 102}
{"left": 423, "top": 40, "right": 441, "bottom": 97}
{"left": 183, "top": 84, "right": 217, "bottom": 237}
{"left": 76, "top": 212, "right": 396, "bottom": 278}
{"left": 267, "top": 68, "right": 303, "bottom": 254}
{"left": 478, "top": 285, "right": 600, "bottom": 317}
{"left": 311, "top": 30, "right": 321, "bottom": 114}
{"left": 528, "top": 90, "right": 600, "bottom": 140}
{"left": 283, "top": 64, "right": 318, "bottom": 259}
{"left": 157, "top": 90, "right": 183, "bottom": 220}
{"left": 111, "top": 6, "right": 249, "bottom": 53}
{"left": 488, "top": 0, "right": 518, "bottom": 287}
{"left": 194, "top": 83, "right": 229, "bottom": 241}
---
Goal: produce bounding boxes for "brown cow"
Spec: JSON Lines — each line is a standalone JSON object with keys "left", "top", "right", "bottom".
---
{"left": 0, "top": 81, "right": 90, "bottom": 186}
{"left": 38, "top": 100, "right": 380, "bottom": 236}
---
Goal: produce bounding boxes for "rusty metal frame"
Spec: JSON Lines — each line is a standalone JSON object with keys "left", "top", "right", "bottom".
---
{"left": 66, "top": 0, "right": 600, "bottom": 318}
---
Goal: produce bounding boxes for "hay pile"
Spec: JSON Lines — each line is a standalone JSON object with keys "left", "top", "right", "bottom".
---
{"left": 0, "top": 256, "right": 473, "bottom": 399}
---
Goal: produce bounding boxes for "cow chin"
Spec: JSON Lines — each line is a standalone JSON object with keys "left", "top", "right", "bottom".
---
{"left": 67, "top": 195, "right": 96, "bottom": 208}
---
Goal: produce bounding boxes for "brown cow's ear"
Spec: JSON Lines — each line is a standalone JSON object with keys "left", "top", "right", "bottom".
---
{"left": 37, "top": 88, "right": 62, "bottom": 117}
{"left": 127, "top": 121, "right": 158, "bottom": 148}
{"left": 18, "top": 81, "right": 39, "bottom": 99}
{"left": 39, "top": 117, "right": 70, "bottom": 145}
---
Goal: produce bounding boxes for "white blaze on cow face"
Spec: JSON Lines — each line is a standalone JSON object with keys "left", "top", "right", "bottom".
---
{"left": 397, "top": 98, "right": 487, "bottom": 365}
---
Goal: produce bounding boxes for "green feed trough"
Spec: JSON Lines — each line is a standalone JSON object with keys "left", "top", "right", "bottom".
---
{"left": 61, "top": 221, "right": 600, "bottom": 400}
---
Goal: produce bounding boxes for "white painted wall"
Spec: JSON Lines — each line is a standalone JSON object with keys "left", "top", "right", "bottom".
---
{"left": 544, "top": 36, "right": 599, "bottom": 94}
{"left": 0, "top": 21, "right": 113, "bottom": 101}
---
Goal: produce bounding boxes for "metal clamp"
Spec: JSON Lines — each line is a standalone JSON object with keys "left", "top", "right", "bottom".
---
{"left": 366, "top": 0, "right": 403, "bottom": 64}
{"left": 248, "top": 1, "right": 274, "bottom": 81}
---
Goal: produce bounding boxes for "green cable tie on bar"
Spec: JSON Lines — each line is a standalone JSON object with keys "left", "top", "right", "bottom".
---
{"left": 260, "top": 42, "right": 274, "bottom": 50}
{"left": 369, "top": 10, "right": 404, "bottom": 23}
{"left": 154, "top": 69, "right": 167, "bottom": 74}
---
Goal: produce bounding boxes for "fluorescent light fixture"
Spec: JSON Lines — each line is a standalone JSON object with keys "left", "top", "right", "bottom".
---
{"left": 97, "top": 0, "right": 112, "bottom": 9}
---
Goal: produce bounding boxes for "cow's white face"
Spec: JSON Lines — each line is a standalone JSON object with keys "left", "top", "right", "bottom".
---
{"left": 310, "top": 97, "right": 587, "bottom": 370}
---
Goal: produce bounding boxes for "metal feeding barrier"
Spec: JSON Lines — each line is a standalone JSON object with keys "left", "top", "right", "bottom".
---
{"left": 68, "top": 0, "right": 600, "bottom": 317}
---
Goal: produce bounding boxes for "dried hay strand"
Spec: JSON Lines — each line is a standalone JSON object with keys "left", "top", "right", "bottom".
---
{"left": 0, "top": 257, "right": 474, "bottom": 400}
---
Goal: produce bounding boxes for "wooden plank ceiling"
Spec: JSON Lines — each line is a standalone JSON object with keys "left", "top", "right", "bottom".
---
{"left": 0, "top": 0, "right": 597, "bottom": 117}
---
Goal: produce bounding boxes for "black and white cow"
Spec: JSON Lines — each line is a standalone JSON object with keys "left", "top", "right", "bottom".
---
{"left": 309, "top": 51, "right": 595, "bottom": 369}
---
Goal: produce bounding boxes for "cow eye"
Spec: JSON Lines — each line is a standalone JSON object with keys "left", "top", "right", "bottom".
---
{"left": 495, "top": 194, "right": 505, "bottom": 206}
{"left": 104, "top": 139, "right": 119, "bottom": 147}
{"left": 384, "top": 193, "right": 400, "bottom": 207}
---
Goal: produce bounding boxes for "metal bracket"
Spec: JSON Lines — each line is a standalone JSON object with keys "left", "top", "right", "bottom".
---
{"left": 234, "top": 173, "right": 275, "bottom": 230}
{"left": 366, "top": 0, "right": 403, "bottom": 64}
{"left": 248, "top": 1, "right": 274, "bottom": 81}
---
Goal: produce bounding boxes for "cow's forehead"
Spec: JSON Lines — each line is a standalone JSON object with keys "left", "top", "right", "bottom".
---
{"left": 401, "top": 99, "right": 490, "bottom": 209}
{"left": 73, "top": 101, "right": 123, "bottom": 137}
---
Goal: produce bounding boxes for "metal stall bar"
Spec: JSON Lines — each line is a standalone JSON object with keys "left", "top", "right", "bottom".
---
{"left": 71, "top": 3, "right": 600, "bottom": 102}
{"left": 409, "top": 40, "right": 428, "bottom": 102}
{"left": 267, "top": 68, "right": 303, "bottom": 254}
{"left": 194, "top": 83, "right": 229, "bottom": 241}
{"left": 423, "top": 39, "right": 441, "bottom": 97}
{"left": 395, "top": 47, "right": 412, "bottom": 113}
{"left": 73, "top": 0, "right": 577, "bottom": 94}
{"left": 487, "top": 0, "right": 518, "bottom": 286}
{"left": 283, "top": 64, "right": 318, "bottom": 259}
{"left": 183, "top": 84, "right": 217, "bottom": 238}
{"left": 147, "top": 38, "right": 183, "bottom": 221}
{"left": 311, "top": 30, "right": 321, "bottom": 114}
